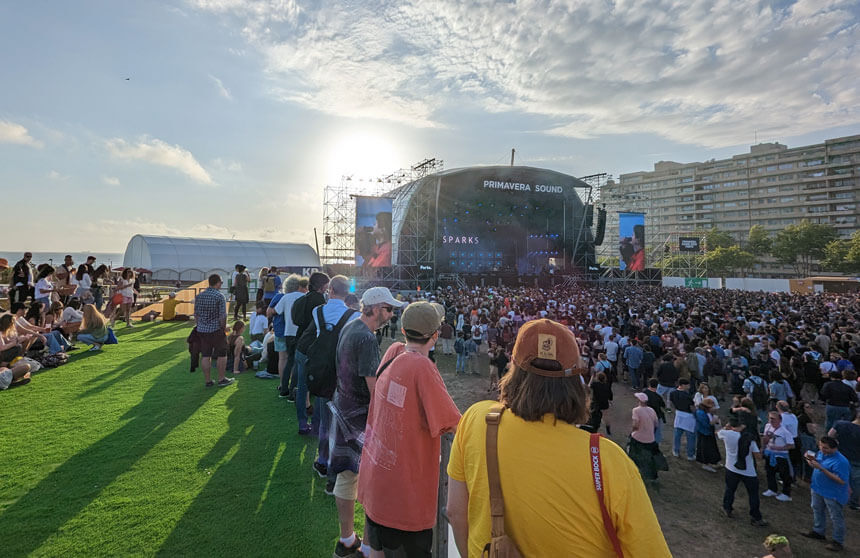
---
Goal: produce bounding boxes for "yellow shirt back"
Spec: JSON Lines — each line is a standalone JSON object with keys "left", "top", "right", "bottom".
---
{"left": 447, "top": 400, "right": 671, "bottom": 558}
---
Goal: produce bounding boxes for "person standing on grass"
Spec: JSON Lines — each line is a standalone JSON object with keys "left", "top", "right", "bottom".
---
{"left": 328, "top": 286, "right": 404, "bottom": 558}
{"left": 293, "top": 272, "right": 329, "bottom": 437}
{"left": 695, "top": 398, "right": 722, "bottom": 472}
{"left": 821, "top": 371, "right": 858, "bottom": 431}
{"left": 628, "top": 391, "right": 663, "bottom": 484}
{"left": 357, "top": 301, "right": 461, "bottom": 557}
{"left": 193, "top": 274, "right": 233, "bottom": 388}
{"left": 761, "top": 411, "right": 794, "bottom": 502}
{"left": 671, "top": 378, "right": 697, "bottom": 460}
{"left": 645, "top": 378, "right": 667, "bottom": 443}
{"left": 800, "top": 436, "right": 850, "bottom": 552}
{"left": 717, "top": 417, "right": 769, "bottom": 527}
{"left": 828, "top": 409, "right": 860, "bottom": 511}
{"left": 271, "top": 274, "right": 307, "bottom": 400}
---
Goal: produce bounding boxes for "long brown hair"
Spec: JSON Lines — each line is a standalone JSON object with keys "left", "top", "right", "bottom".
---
{"left": 81, "top": 304, "right": 107, "bottom": 330}
{"left": 499, "top": 365, "right": 589, "bottom": 425}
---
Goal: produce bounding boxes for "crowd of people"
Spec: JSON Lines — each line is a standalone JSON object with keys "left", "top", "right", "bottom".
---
{"left": 0, "top": 252, "right": 133, "bottom": 390}
{"left": 190, "top": 265, "right": 860, "bottom": 556}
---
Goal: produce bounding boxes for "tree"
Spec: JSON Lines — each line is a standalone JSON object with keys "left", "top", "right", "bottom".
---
{"left": 822, "top": 231, "right": 860, "bottom": 274}
{"left": 704, "top": 246, "right": 756, "bottom": 277}
{"left": 746, "top": 225, "right": 772, "bottom": 256}
{"left": 771, "top": 220, "right": 839, "bottom": 277}
{"left": 704, "top": 227, "right": 735, "bottom": 251}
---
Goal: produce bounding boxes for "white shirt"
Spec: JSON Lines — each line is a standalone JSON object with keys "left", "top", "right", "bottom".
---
{"left": 59, "top": 307, "right": 84, "bottom": 325}
{"left": 763, "top": 423, "right": 794, "bottom": 451}
{"left": 273, "top": 291, "right": 304, "bottom": 336}
{"left": 35, "top": 278, "right": 53, "bottom": 300}
{"left": 693, "top": 393, "right": 720, "bottom": 410}
{"left": 76, "top": 273, "right": 92, "bottom": 295}
{"left": 249, "top": 312, "right": 268, "bottom": 336}
{"left": 718, "top": 429, "right": 760, "bottom": 477}
{"left": 780, "top": 412, "right": 798, "bottom": 439}
{"left": 604, "top": 340, "right": 619, "bottom": 361}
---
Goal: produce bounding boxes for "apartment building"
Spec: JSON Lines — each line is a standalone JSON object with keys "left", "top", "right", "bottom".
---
{"left": 599, "top": 134, "right": 860, "bottom": 276}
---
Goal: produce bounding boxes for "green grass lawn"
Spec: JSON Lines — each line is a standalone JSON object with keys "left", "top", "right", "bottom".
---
{"left": 0, "top": 321, "right": 354, "bottom": 557}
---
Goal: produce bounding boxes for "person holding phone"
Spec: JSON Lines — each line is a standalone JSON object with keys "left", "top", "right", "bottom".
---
{"left": 800, "top": 437, "right": 850, "bottom": 552}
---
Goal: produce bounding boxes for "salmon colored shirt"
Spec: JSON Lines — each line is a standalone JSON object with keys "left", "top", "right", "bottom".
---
{"left": 357, "top": 343, "right": 462, "bottom": 531}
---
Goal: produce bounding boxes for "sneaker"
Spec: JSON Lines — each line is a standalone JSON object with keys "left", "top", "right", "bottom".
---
{"left": 762, "top": 489, "right": 778, "bottom": 497}
{"left": 324, "top": 480, "right": 335, "bottom": 496}
{"left": 686, "top": 456, "right": 696, "bottom": 461}
{"left": 313, "top": 461, "right": 328, "bottom": 478}
{"left": 750, "top": 518, "right": 769, "bottom": 527}
{"left": 849, "top": 504, "right": 860, "bottom": 511}
{"left": 298, "top": 425, "right": 312, "bottom": 436}
{"left": 702, "top": 465, "right": 717, "bottom": 473}
{"left": 278, "top": 391, "right": 291, "bottom": 399}
{"left": 217, "top": 378, "right": 235, "bottom": 387}
{"left": 205, "top": 381, "right": 215, "bottom": 387}
{"left": 286, "top": 392, "right": 296, "bottom": 402}
{"left": 672, "top": 451, "right": 680, "bottom": 458}
{"left": 333, "top": 535, "right": 361, "bottom": 557}
{"left": 720, "top": 508, "right": 734, "bottom": 519}
{"left": 825, "top": 542, "right": 844, "bottom": 552}
{"left": 799, "top": 530, "right": 826, "bottom": 540}
{"left": 775, "top": 493, "right": 792, "bottom": 502}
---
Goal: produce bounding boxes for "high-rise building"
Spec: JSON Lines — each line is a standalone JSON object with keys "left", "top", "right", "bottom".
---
{"left": 599, "top": 134, "right": 860, "bottom": 277}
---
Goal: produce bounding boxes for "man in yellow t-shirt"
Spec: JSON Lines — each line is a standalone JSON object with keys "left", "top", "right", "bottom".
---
{"left": 446, "top": 319, "right": 671, "bottom": 558}
{"left": 162, "top": 293, "right": 182, "bottom": 321}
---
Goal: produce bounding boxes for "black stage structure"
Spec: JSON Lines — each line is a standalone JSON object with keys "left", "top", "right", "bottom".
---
{"left": 359, "top": 165, "right": 607, "bottom": 291}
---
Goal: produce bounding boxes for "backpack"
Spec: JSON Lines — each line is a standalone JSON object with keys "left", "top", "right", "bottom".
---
{"left": 686, "top": 353, "right": 700, "bottom": 378}
{"left": 263, "top": 275, "right": 276, "bottom": 293}
{"left": 750, "top": 377, "right": 768, "bottom": 409}
{"left": 305, "top": 307, "right": 357, "bottom": 398}
{"left": 454, "top": 337, "right": 465, "bottom": 355}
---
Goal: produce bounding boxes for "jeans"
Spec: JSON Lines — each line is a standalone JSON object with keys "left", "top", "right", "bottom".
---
{"left": 91, "top": 286, "right": 103, "bottom": 311}
{"left": 629, "top": 367, "right": 641, "bottom": 389}
{"left": 765, "top": 455, "right": 792, "bottom": 496}
{"left": 654, "top": 421, "right": 663, "bottom": 444}
{"left": 673, "top": 428, "right": 696, "bottom": 459}
{"left": 77, "top": 332, "right": 107, "bottom": 346}
{"left": 46, "top": 331, "right": 71, "bottom": 354}
{"left": 849, "top": 462, "right": 860, "bottom": 508}
{"left": 723, "top": 469, "right": 762, "bottom": 520}
{"left": 278, "top": 336, "right": 297, "bottom": 395}
{"left": 756, "top": 410, "right": 767, "bottom": 433}
{"left": 294, "top": 350, "right": 309, "bottom": 428}
{"left": 657, "top": 385, "right": 674, "bottom": 405}
{"left": 456, "top": 354, "right": 466, "bottom": 373}
{"left": 312, "top": 395, "right": 332, "bottom": 466}
{"left": 825, "top": 405, "right": 853, "bottom": 432}
{"left": 812, "top": 491, "right": 845, "bottom": 545}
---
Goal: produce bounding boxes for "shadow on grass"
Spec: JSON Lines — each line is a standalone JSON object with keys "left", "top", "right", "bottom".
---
{"left": 0, "top": 366, "right": 217, "bottom": 557}
{"left": 77, "top": 341, "right": 187, "bottom": 399}
{"left": 156, "top": 379, "right": 335, "bottom": 557}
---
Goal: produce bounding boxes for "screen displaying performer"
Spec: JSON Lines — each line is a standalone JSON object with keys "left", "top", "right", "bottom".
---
{"left": 618, "top": 212, "right": 645, "bottom": 271}
{"left": 355, "top": 196, "right": 393, "bottom": 268}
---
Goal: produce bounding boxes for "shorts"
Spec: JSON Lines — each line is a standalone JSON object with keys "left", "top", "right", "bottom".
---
{"left": 198, "top": 331, "right": 228, "bottom": 358}
{"left": 365, "top": 514, "right": 432, "bottom": 557}
{"left": 274, "top": 336, "right": 287, "bottom": 352}
{"left": 122, "top": 295, "right": 134, "bottom": 305}
{"left": 333, "top": 470, "right": 358, "bottom": 500}
{"left": 0, "top": 369, "right": 13, "bottom": 390}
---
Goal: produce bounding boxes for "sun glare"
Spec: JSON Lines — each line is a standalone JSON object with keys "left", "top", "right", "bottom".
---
{"left": 323, "top": 130, "right": 403, "bottom": 185}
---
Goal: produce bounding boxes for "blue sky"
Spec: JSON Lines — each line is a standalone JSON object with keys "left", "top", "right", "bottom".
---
{"left": 2, "top": 0, "right": 858, "bottom": 252}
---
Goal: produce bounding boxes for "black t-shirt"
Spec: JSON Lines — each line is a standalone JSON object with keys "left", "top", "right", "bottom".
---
{"left": 645, "top": 389, "right": 666, "bottom": 422}
{"left": 591, "top": 381, "right": 613, "bottom": 411}
{"left": 832, "top": 421, "right": 860, "bottom": 463}
{"left": 657, "top": 361, "right": 679, "bottom": 387}
{"left": 821, "top": 381, "right": 859, "bottom": 407}
{"left": 670, "top": 388, "right": 694, "bottom": 413}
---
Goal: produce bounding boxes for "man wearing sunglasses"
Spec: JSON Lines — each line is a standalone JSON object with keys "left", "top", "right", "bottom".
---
{"left": 329, "top": 286, "right": 405, "bottom": 558}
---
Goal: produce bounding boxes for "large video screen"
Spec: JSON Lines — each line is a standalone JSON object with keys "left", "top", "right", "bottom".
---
{"left": 436, "top": 176, "right": 575, "bottom": 274}
{"left": 355, "top": 196, "right": 393, "bottom": 268}
{"left": 618, "top": 212, "right": 645, "bottom": 271}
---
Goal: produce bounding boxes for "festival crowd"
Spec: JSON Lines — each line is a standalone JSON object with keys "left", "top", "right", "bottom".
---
{"left": 190, "top": 265, "right": 859, "bottom": 557}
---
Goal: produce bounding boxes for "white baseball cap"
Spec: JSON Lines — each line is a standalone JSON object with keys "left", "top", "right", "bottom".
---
{"left": 360, "top": 286, "right": 406, "bottom": 308}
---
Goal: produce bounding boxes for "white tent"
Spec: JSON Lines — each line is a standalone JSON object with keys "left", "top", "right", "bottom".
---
{"left": 122, "top": 235, "right": 320, "bottom": 282}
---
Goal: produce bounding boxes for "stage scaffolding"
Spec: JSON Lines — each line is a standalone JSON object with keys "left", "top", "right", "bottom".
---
{"left": 320, "top": 158, "right": 443, "bottom": 290}
{"left": 656, "top": 231, "right": 708, "bottom": 278}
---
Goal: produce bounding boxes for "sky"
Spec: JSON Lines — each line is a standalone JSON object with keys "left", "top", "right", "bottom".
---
{"left": 1, "top": 0, "right": 858, "bottom": 253}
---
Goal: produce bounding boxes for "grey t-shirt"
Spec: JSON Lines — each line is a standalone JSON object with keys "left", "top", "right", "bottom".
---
{"left": 334, "top": 318, "right": 380, "bottom": 408}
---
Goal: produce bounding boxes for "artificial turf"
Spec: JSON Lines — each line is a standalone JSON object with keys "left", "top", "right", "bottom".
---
{"left": 0, "top": 321, "right": 354, "bottom": 557}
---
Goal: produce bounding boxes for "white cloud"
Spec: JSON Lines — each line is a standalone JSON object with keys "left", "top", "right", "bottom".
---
{"left": 106, "top": 136, "right": 213, "bottom": 184}
{"left": 0, "top": 120, "right": 43, "bottom": 147}
{"left": 191, "top": 0, "right": 860, "bottom": 147}
{"left": 208, "top": 74, "right": 233, "bottom": 100}
{"left": 103, "top": 176, "right": 121, "bottom": 186}
{"left": 47, "top": 170, "right": 69, "bottom": 181}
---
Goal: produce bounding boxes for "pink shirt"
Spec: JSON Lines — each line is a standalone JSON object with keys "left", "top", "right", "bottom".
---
{"left": 631, "top": 406, "right": 658, "bottom": 443}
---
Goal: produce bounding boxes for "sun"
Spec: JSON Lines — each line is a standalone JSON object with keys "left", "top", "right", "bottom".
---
{"left": 323, "top": 129, "right": 403, "bottom": 185}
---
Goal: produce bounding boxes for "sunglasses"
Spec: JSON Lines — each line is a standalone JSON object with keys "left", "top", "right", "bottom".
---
{"left": 381, "top": 305, "right": 395, "bottom": 312}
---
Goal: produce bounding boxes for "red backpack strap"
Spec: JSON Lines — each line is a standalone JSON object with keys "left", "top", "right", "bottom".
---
{"left": 590, "top": 433, "right": 624, "bottom": 558}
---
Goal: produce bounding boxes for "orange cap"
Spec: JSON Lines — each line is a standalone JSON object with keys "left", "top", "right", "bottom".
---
{"left": 511, "top": 319, "right": 586, "bottom": 377}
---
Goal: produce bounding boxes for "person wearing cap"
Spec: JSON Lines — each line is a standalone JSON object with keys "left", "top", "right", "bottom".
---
{"left": 446, "top": 319, "right": 670, "bottom": 557}
{"left": 629, "top": 391, "right": 665, "bottom": 484}
{"left": 328, "top": 286, "right": 404, "bottom": 558}
{"left": 357, "top": 301, "right": 461, "bottom": 557}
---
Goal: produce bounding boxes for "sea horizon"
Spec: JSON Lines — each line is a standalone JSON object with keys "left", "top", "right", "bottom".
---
{"left": 0, "top": 251, "right": 125, "bottom": 267}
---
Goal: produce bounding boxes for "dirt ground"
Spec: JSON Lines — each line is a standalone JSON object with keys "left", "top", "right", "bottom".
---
{"left": 414, "top": 341, "right": 860, "bottom": 558}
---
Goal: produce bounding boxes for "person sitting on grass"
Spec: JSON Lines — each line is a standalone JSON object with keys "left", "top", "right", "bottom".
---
{"left": 248, "top": 301, "right": 268, "bottom": 343}
{"left": 56, "top": 299, "right": 84, "bottom": 337}
{"left": 77, "top": 304, "right": 110, "bottom": 351}
{"left": 0, "top": 360, "right": 32, "bottom": 390}
{"left": 161, "top": 292, "right": 190, "bottom": 321}
{"left": 0, "top": 314, "right": 33, "bottom": 363}
{"left": 12, "top": 302, "right": 72, "bottom": 355}
{"left": 226, "top": 321, "right": 249, "bottom": 375}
